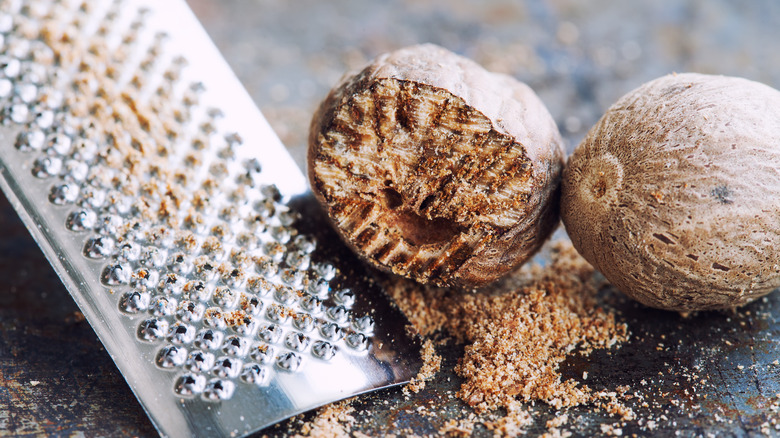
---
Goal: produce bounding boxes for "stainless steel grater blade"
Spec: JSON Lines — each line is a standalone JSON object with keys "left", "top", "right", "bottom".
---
{"left": 0, "top": 1, "right": 422, "bottom": 437}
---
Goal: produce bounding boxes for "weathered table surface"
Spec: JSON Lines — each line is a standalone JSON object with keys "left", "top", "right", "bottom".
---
{"left": 3, "top": 0, "right": 780, "bottom": 436}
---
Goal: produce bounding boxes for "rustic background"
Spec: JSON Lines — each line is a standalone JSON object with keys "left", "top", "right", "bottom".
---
{"left": 2, "top": 0, "right": 780, "bottom": 436}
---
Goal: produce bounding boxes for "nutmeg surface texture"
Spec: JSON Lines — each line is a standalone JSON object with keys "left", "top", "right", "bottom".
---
{"left": 561, "top": 73, "right": 780, "bottom": 312}
{"left": 308, "top": 44, "right": 565, "bottom": 287}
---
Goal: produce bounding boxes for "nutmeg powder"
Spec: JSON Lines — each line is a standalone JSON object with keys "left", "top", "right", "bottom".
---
{"left": 387, "top": 240, "right": 630, "bottom": 431}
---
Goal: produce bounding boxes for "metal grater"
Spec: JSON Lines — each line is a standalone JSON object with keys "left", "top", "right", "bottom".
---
{"left": 0, "top": 0, "right": 421, "bottom": 437}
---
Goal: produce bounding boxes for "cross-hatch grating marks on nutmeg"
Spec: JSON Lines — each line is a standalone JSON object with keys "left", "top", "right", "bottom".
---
{"left": 308, "top": 44, "right": 564, "bottom": 288}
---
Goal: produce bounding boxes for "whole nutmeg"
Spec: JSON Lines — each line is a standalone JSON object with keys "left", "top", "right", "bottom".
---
{"left": 308, "top": 44, "right": 564, "bottom": 288}
{"left": 562, "top": 73, "right": 780, "bottom": 312}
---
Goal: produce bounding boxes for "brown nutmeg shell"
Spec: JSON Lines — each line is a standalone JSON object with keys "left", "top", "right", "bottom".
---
{"left": 562, "top": 73, "right": 780, "bottom": 312}
{"left": 308, "top": 44, "right": 564, "bottom": 287}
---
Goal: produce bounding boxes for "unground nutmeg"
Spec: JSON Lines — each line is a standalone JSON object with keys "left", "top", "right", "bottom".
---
{"left": 562, "top": 73, "right": 780, "bottom": 312}
{"left": 308, "top": 44, "right": 564, "bottom": 288}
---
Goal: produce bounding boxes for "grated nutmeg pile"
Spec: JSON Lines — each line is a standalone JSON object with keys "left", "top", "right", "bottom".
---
{"left": 404, "top": 339, "right": 443, "bottom": 395}
{"left": 291, "top": 399, "right": 357, "bottom": 438}
{"left": 386, "top": 240, "right": 628, "bottom": 413}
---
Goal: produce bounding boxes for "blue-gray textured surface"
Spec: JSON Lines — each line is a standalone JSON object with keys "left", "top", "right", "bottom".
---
{"left": 2, "top": 0, "right": 780, "bottom": 436}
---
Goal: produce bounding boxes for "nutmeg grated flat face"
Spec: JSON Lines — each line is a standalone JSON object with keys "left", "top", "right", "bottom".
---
{"left": 310, "top": 74, "right": 544, "bottom": 287}
{"left": 0, "top": 1, "right": 421, "bottom": 437}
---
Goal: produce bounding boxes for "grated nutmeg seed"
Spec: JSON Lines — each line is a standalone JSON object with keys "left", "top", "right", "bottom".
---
{"left": 308, "top": 44, "right": 564, "bottom": 288}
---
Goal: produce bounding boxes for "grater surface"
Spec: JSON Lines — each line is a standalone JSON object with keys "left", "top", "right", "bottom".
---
{"left": 0, "top": 1, "right": 421, "bottom": 437}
